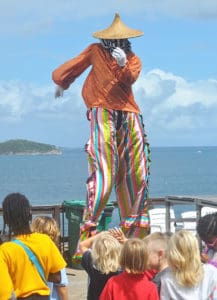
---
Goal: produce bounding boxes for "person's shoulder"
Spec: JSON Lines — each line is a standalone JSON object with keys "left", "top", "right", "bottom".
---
{"left": 82, "top": 249, "right": 92, "bottom": 257}
{"left": 86, "top": 42, "right": 101, "bottom": 49}
{"left": 147, "top": 279, "right": 159, "bottom": 291}
{"left": 153, "top": 268, "right": 167, "bottom": 283}
{"left": 31, "top": 232, "right": 50, "bottom": 239}
{"left": 0, "top": 240, "right": 14, "bottom": 251}
{"left": 81, "top": 249, "right": 92, "bottom": 265}
{"left": 160, "top": 268, "right": 173, "bottom": 283}
{"left": 202, "top": 263, "right": 217, "bottom": 288}
{"left": 105, "top": 272, "right": 121, "bottom": 286}
{"left": 203, "top": 262, "right": 217, "bottom": 274}
{"left": 127, "top": 51, "right": 141, "bottom": 63}
{"left": 81, "top": 43, "right": 102, "bottom": 55}
{"left": 158, "top": 267, "right": 170, "bottom": 277}
{"left": 30, "top": 232, "right": 54, "bottom": 244}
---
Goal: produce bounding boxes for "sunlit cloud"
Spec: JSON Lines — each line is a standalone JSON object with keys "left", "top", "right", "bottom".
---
{"left": 0, "top": 80, "right": 85, "bottom": 122}
{"left": 134, "top": 69, "right": 217, "bottom": 134}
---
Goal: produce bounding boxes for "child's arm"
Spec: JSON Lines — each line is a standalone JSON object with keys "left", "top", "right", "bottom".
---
{"left": 57, "top": 286, "right": 69, "bottom": 300}
{"left": 48, "top": 271, "right": 61, "bottom": 283}
{"left": 109, "top": 227, "right": 128, "bottom": 244}
{"left": 79, "top": 232, "right": 103, "bottom": 254}
{"left": 54, "top": 268, "right": 69, "bottom": 300}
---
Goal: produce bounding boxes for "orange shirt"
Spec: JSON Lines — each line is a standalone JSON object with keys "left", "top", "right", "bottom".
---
{"left": 52, "top": 43, "right": 142, "bottom": 113}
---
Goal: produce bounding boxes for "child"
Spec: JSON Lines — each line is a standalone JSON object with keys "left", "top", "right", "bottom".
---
{"left": 99, "top": 238, "right": 159, "bottom": 300}
{"left": 79, "top": 231, "right": 122, "bottom": 300}
{"left": 144, "top": 232, "right": 171, "bottom": 294}
{"left": 109, "top": 227, "right": 158, "bottom": 280}
{"left": 160, "top": 230, "right": 217, "bottom": 299}
{"left": 31, "top": 216, "right": 68, "bottom": 300}
{"left": 197, "top": 212, "right": 217, "bottom": 268}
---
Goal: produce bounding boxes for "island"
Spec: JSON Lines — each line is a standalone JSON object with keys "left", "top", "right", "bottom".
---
{"left": 0, "top": 139, "right": 62, "bottom": 155}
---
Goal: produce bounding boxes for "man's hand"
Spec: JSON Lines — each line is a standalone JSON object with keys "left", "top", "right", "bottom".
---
{"left": 111, "top": 47, "right": 127, "bottom": 67}
{"left": 55, "top": 85, "right": 64, "bottom": 98}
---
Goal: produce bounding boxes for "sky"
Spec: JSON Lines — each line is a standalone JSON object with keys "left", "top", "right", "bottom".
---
{"left": 0, "top": 0, "right": 217, "bottom": 148}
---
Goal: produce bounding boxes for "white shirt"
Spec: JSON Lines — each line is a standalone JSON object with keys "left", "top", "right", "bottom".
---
{"left": 160, "top": 264, "right": 217, "bottom": 300}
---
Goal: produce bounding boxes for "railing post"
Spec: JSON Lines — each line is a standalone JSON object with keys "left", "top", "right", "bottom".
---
{"left": 165, "top": 196, "right": 171, "bottom": 232}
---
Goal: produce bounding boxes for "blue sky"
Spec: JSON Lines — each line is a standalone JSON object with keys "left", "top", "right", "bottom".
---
{"left": 0, "top": 0, "right": 217, "bottom": 148}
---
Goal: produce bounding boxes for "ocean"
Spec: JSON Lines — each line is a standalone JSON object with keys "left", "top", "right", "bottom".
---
{"left": 1, "top": 146, "right": 217, "bottom": 225}
{"left": 1, "top": 146, "right": 217, "bottom": 205}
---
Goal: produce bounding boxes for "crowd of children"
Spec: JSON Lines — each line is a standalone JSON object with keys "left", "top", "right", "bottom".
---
{"left": 1, "top": 192, "right": 217, "bottom": 299}
{"left": 78, "top": 212, "right": 217, "bottom": 300}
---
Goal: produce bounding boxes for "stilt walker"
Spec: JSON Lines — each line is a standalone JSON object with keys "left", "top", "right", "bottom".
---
{"left": 52, "top": 13, "right": 151, "bottom": 260}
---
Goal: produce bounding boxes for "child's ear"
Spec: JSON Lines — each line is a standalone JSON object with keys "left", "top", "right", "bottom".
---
{"left": 158, "top": 249, "right": 164, "bottom": 258}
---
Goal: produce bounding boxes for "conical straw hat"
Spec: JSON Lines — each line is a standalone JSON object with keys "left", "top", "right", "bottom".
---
{"left": 93, "top": 13, "right": 143, "bottom": 39}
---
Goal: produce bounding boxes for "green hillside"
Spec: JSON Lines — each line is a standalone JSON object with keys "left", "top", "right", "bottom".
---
{"left": 0, "top": 139, "right": 61, "bottom": 155}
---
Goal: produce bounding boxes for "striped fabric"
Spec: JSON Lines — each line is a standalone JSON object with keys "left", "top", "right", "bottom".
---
{"left": 83, "top": 107, "right": 151, "bottom": 238}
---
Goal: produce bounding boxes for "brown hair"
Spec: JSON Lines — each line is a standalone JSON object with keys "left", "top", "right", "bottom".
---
{"left": 120, "top": 238, "right": 148, "bottom": 274}
{"left": 31, "top": 216, "right": 60, "bottom": 245}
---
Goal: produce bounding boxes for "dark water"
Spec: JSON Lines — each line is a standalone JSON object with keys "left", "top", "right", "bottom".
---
{"left": 1, "top": 146, "right": 217, "bottom": 206}
{"left": 1, "top": 146, "right": 217, "bottom": 229}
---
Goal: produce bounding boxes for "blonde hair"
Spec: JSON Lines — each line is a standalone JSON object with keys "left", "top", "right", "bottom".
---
{"left": 31, "top": 216, "right": 60, "bottom": 245}
{"left": 168, "top": 230, "right": 204, "bottom": 287}
{"left": 91, "top": 232, "right": 121, "bottom": 274}
{"left": 144, "top": 231, "right": 171, "bottom": 255}
{"left": 120, "top": 238, "right": 148, "bottom": 274}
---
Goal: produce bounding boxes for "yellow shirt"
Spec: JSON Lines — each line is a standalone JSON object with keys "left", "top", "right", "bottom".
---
{"left": 0, "top": 232, "right": 66, "bottom": 299}
{"left": 52, "top": 43, "right": 142, "bottom": 113}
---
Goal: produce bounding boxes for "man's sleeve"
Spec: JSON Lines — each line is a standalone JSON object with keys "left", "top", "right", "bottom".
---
{"left": 52, "top": 44, "right": 93, "bottom": 89}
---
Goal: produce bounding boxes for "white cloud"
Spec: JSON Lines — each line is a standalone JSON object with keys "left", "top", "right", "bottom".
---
{"left": 0, "top": 0, "right": 217, "bottom": 35}
{"left": 134, "top": 69, "right": 217, "bottom": 134}
{"left": 1, "top": 69, "right": 217, "bottom": 146}
{"left": 0, "top": 80, "right": 85, "bottom": 122}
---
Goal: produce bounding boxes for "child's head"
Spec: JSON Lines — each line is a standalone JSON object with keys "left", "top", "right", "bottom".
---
{"left": 120, "top": 238, "right": 148, "bottom": 274}
{"left": 31, "top": 216, "right": 60, "bottom": 244}
{"left": 197, "top": 212, "right": 217, "bottom": 251}
{"left": 91, "top": 232, "right": 121, "bottom": 274}
{"left": 144, "top": 232, "right": 171, "bottom": 271}
{"left": 168, "top": 230, "right": 203, "bottom": 287}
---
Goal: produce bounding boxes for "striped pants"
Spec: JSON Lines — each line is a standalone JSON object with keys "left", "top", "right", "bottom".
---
{"left": 83, "top": 107, "right": 150, "bottom": 238}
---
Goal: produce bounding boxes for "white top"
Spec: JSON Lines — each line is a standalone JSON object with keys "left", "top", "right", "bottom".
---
{"left": 160, "top": 264, "right": 217, "bottom": 300}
